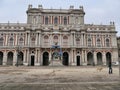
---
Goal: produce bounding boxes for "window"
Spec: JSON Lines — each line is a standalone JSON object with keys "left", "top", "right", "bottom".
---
{"left": 54, "top": 17, "right": 58, "bottom": 24}
{"left": 63, "top": 36, "right": 68, "bottom": 46}
{"left": 76, "top": 38, "right": 80, "bottom": 46}
{"left": 45, "top": 16, "right": 48, "bottom": 25}
{"left": 53, "top": 35, "right": 58, "bottom": 43}
{"left": 9, "top": 37, "right": 14, "bottom": 46}
{"left": 54, "top": 36, "right": 58, "bottom": 39}
{"left": 88, "top": 38, "right": 92, "bottom": 47}
{"left": 97, "top": 38, "right": 101, "bottom": 47}
{"left": 0, "top": 37, "right": 4, "bottom": 46}
{"left": 19, "top": 38, "right": 24, "bottom": 46}
{"left": 64, "top": 17, "right": 67, "bottom": 25}
{"left": 106, "top": 39, "right": 110, "bottom": 47}
{"left": 31, "top": 37, "right": 35, "bottom": 46}
{"left": 44, "top": 35, "right": 49, "bottom": 46}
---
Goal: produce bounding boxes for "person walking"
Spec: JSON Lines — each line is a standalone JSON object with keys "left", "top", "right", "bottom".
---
{"left": 108, "top": 61, "right": 113, "bottom": 74}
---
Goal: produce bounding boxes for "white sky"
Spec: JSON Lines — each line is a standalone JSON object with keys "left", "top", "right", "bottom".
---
{"left": 0, "top": 0, "right": 120, "bottom": 36}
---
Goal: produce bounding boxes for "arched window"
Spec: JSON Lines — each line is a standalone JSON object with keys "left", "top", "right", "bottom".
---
{"left": 31, "top": 37, "right": 35, "bottom": 46}
{"left": 0, "top": 37, "right": 4, "bottom": 46}
{"left": 44, "top": 35, "right": 49, "bottom": 39}
{"left": 54, "top": 17, "right": 58, "bottom": 24}
{"left": 64, "top": 17, "right": 67, "bottom": 25}
{"left": 53, "top": 35, "right": 58, "bottom": 43}
{"left": 97, "top": 38, "right": 101, "bottom": 47}
{"left": 9, "top": 37, "right": 14, "bottom": 46}
{"left": 106, "top": 39, "right": 110, "bottom": 47}
{"left": 63, "top": 36, "right": 68, "bottom": 39}
{"left": 63, "top": 36, "right": 68, "bottom": 46}
{"left": 76, "top": 38, "right": 80, "bottom": 46}
{"left": 54, "top": 35, "right": 58, "bottom": 39}
{"left": 45, "top": 16, "right": 48, "bottom": 25}
{"left": 88, "top": 38, "right": 92, "bottom": 47}
{"left": 19, "top": 38, "right": 24, "bottom": 46}
{"left": 44, "top": 35, "right": 49, "bottom": 45}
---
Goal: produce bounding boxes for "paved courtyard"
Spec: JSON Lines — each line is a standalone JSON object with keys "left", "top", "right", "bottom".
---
{"left": 0, "top": 66, "right": 119, "bottom": 90}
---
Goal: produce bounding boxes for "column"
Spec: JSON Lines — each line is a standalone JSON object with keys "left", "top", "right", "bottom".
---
{"left": 81, "top": 34, "right": 83, "bottom": 46}
{"left": 23, "top": 49, "right": 27, "bottom": 65}
{"left": 73, "top": 33, "right": 75, "bottom": 46}
{"left": 94, "top": 51, "right": 97, "bottom": 65}
{"left": 28, "top": 33, "right": 30, "bottom": 46}
{"left": 13, "top": 50, "right": 17, "bottom": 65}
{"left": 27, "top": 49, "right": 30, "bottom": 65}
{"left": 102, "top": 52, "right": 106, "bottom": 65}
{"left": 39, "top": 49, "right": 42, "bottom": 65}
{"left": 84, "top": 50, "right": 87, "bottom": 65}
{"left": 3, "top": 51, "right": 7, "bottom": 65}
{"left": 25, "top": 33, "right": 28, "bottom": 45}
{"left": 15, "top": 34, "right": 18, "bottom": 46}
{"left": 39, "top": 33, "right": 41, "bottom": 46}
{"left": 35, "top": 33, "right": 38, "bottom": 46}
{"left": 81, "top": 50, "right": 84, "bottom": 65}
{"left": 38, "top": 49, "right": 40, "bottom": 65}
{"left": 5, "top": 34, "right": 8, "bottom": 46}
{"left": 84, "top": 34, "right": 86, "bottom": 47}
{"left": 70, "top": 33, "right": 73, "bottom": 47}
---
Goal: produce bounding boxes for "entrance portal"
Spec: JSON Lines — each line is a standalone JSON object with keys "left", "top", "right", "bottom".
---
{"left": 31, "top": 55, "right": 35, "bottom": 66}
{"left": 76, "top": 56, "right": 80, "bottom": 66}
{"left": 106, "top": 52, "right": 111, "bottom": 65}
{"left": 87, "top": 52, "right": 93, "bottom": 65}
{"left": 0, "top": 52, "right": 3, "bottom": 65}
{"left": 43, "top": 52, "right": 49, "bottom": 66}
{"left": 63, "top": 52, "right": 69, "bottom": 66}
{"left": 7, "top": 52, "right": 13, "bottom": 65}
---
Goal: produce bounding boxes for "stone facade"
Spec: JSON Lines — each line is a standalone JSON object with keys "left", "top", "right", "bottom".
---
{"left": 0, "top": 5, "right": 118, "bottom": 66}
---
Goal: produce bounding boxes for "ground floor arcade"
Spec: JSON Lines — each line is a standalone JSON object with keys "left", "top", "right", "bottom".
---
{"left": 0, "top": 48, "right": 118, "bottom": 66}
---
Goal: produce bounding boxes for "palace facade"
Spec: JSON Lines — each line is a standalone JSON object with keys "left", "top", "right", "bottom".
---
{"left": 0, "top": 5, "right": 118, "bottom": 66}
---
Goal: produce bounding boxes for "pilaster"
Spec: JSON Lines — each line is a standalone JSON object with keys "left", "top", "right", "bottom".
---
{"left": 3, "top": 51, "right": 7, "bottom": 65}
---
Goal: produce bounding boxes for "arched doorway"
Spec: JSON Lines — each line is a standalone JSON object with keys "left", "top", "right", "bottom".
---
{"left": 63, "top": 52, "right": 69, "bottom": 66}
{"left": 18, "top": 52, "right": 24, "bottom": 65}
{"left": 97, "top": 52, "right": 103, "bottom": 65}
{"left": 43, "top": 52, "right": 49, "bottom": 66}
{"left": 0, "top": 52, "right": 3, "bottom": 65}
{"left": 7, "top": 52, "right": 13, "bottom": 65}
{"left": 106, "top": 52, "right": 111, "bottom": 65}
{"left": 87, "top": 52, "right": 93, "bottom": 65}
{"left": 76, "top": 56, "right": 80, "bottom": 66}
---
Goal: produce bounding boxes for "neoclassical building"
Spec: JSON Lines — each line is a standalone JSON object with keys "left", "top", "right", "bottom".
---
{"left": 0, "top": 5, "right": 118, "bottom": 66}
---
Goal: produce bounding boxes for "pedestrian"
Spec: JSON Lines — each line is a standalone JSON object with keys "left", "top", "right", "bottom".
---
{"left": 108, "top": 61, "right": 113, "bottom": 74}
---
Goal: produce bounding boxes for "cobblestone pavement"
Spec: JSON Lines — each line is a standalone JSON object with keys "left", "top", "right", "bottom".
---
{"left": 0, "top": 66, "right": 119, "bottom": 90}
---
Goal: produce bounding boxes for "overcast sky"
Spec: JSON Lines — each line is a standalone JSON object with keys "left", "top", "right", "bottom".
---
{"left": 0, "top": 0, "right": 120, "bottom": 35}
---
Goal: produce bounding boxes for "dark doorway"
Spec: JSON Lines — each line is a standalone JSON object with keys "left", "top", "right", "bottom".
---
{"left": 87, "top": 52, "right": 93, "bottom": 65}
{"left": 7, "top": 52, "right": 13, "bottom": 65}
{"left": 63, "top": 52, "right": 69, "bottom": 66}
{"left": 31, "top": 55, "right": 35, "bottom": 66}
{"left": 97, "top": 52, "right": 103, "bottom": 65}
{"left": 0, "top": 52, "right": 3, "bottom": 65}
{"left": 18, "top": 52, "right": 24, "bottom": 65}
{"left": 43, "top": 52, "right": 49, "bottom": 66}
{"left": 106, "top": 52, "right": 111, "bottom": 65}
{"left": 77, "top": 56, "right": 80, "bottom": 66}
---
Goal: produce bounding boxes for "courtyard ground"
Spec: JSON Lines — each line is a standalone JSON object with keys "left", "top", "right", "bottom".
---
{"left": 0, "top": 66, "right": 119, "bottom": 90}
